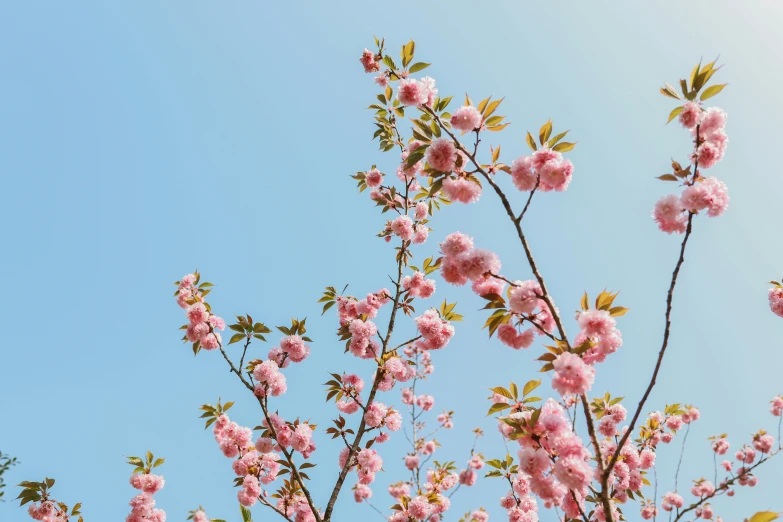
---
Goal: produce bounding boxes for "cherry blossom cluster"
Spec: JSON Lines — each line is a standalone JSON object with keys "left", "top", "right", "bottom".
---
{"left": 126, "top": 472, "right": 166, "bottom": 522}
{"left": 207, "top": 412, "right": 290, "bottom": 507}
{"left": 507, "top": 148, "right": 574, "bottom": 193}
{"left": 653, "top": 103, "right": 730, "bottom": 234}
{"left": 495, "top": 398, "right": 592, "bottom": 519}
{"left": 175, "top": 273, "right": 226, "bottom": 352}
{"left": 768, "top": 281, "right": 783, "bottom": 318}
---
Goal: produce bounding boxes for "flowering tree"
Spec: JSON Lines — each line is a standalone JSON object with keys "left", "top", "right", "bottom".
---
{"left": 15, "top": 39, "right": 782, "bottom": 522}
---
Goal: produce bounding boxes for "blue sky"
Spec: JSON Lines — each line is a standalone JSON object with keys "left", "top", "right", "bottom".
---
{"left": 1, "top": 1, "right": 782, "bottom": 521}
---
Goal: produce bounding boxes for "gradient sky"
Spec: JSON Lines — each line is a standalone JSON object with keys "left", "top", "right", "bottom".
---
{"left": 2, "top": 2, "right": 782, "bottom": 521}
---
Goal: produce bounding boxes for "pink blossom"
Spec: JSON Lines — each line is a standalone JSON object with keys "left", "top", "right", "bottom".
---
{"left": 416, "top": 394, "right": 435, "bottom": 411}
{"left": 440, "top": 231, "right": 474, "bottom": 257}
{"left": 538, "top": 158, "right": 573, "bottom": 192}
{"left": 510, "top": 156, "right": 537, "bottom": 191}
{"left": 442, "top": 177, "right": 482, "bottom": 204}
{"left": 653, "top": 194, "right": 687, "bottom": 234}
{"left": 353, "top": 484, "right": 372, "bottom": 503}
{"left": 770, "top": 288, "right": 783, "bottom": 318}
{"left": 458, "top": 469, "right": 477, "bottom": 486}
{"left": 679, "top": 102, "right": 702, "bottom": 129}
{"left": 577, "top": 309, "right": 616, "bottom": 338}
{"left": 497, "top": 324, "right": 535, "bottom": 350}
{"left": 753, "top": 433, "right": 774, "bottom": 453}
{"left": 695, "top": 141, "right": 723, "bottom": 169}
{"left": 458, "top": 249, "right": 501, "bottom": 281}
{"left": 415, "top": 202, "right": 428, "bottom": 220}
{"left": 771, "top": 395, "right": 783, "bottom": 415}
{"left": 451, "top": 105, "right": 483, "bottom": 132}
{"left": 363, "top": 402, "right": 388, "bottom": 428}
{"left": 471, "top": 275, "right": 506, "bottom": 298}
{"left": 711, "top": 438, "right": 730, "bottom": 455}
{"left": 699, "top": 107, "right": 727, "bottom": 137}
{"left": 365, "top": 168, "right": 383, "bottom": 188}
{"left": 662, "top": 492, "right": 684, "bottom": 511}
{"left": 391, "top": 215, "right": 415, "bottom": 241}
{"left": 397, "top": 77, "right": 437, "bottom": 107}
{"left": 508, "top": 280, "right": 541, "bottom": 314}
{"left": 405, "top": 454, "right": 420, "bottom": 470}
{"left": 186, "top": 303, "right": 209, "bottom": 324}
{"left": 360, "top": 49, "right": 379, "bottom": 73}
{"left": 551, "top": 352, "right": 595, "bottom": 396}
{"left": 426, "top": 139, "right": 458, "bottom": 173}
{"left": 411, "top": 224, "right": 430, "bottom": 245}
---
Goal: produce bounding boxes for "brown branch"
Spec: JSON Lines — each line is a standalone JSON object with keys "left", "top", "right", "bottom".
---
{"left": 322, "top": 181, "right": 413, "bottom": 521}
{"left": 217, "top": 343, "right": 322, "bottom": 521}
{"left": 426, "top": 106, "right": 613, "bottom": 519}
{"left": 673, "top": 449, "right": 780, "bottom": 522}
{"left": 605, "top": 212, "right": 696, "bottom": 479}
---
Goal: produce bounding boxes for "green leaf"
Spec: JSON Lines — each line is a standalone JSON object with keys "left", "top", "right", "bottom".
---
{"left": 229, "top": 333, "right": 245, "bottom": 345}
{"left": 538, "top": 120, "right": 552, "bottom": 146}
{"left": 666, "top": 105, "right": 684, "bottom": 124}
{"left": 525, "top": 132, "right": 537, "bottom": 151}
{"left": 409, "top": 62, "right": 430, "bottom": 73}
{"left": 700, "top": 83, "right": 727, "bottom": 101}
{"left": 657, "top": 174, "right": 679, "bottom": 181}
{"left": 552, "top": 141, "right": 576, "bottom": 153}
{"left": 240, "top": 504, "right": 254, "bottom": 522}
{"left": 522, "top": 379, "right": 541, "bottom": 397}
{"left": 749, "top": 513, "right": 780, "bottom": 522}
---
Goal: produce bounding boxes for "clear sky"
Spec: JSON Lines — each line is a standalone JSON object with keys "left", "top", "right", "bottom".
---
{"left": 1, "top": 2, "right": 782, "bottom": 521}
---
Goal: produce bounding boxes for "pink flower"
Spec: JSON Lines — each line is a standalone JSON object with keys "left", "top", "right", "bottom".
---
{"left": 641, "top": 504, "right": 658, "bottom": 520}
{"left": 577, "top": 309, "right": 616, "bottom": 338}
{"left": 771, "top": 395, "right": 783, "bottom": 416}
{"left": 451, "top": 106, "right": 483, "bottom": 132}
{"left": 374, "top": 74, "right": 388, "bottom": 87}
{"left": 695, "top": 141, "right": 723, "bottom": 169}
{"left": 679, "top": 102, "right": 702, "bottom": 129}
{"left": 711, "top": 438, "right": 730, "bottom": 455}
{"left": 415, "top": 202, "right": 428, "bottom": 220}
{"left": 497, "top": 324, "right": 535, "bottom": 350}
{"left": 458, "top": 469, "right": 477, "bottom": 486}
{"left": 409, "top": 496, "right": 431, "bottom": 520}
{"left": 508, "top": 280, "right": 541, "bottom": 314}
{"left": 363, "top": 402, "right": 388, "bottom": 428}
{"left": 551, "top": 352, "right": 595, "bottom": 396}
{"left": 426, "top": 139, "right": 458, "bottom": 173}
{"left": 653, "top": 194, "right": 687, "bottom": 234}
{"left": 440, "top": 232, "right": 474, "bottom": 258}
{"left": 385, "top": 410, "right": 403, "bottom": 431}
{"left": 412, "top": 224, "right": 430, "bottom": 244}
{"left": 405, "top": 454, "right": 420, "bottom": 470}
{"left": 662, "top": 492, "right": 684, "bottom": 511}
{"left": 472, "top": 275, "right": 506, "bottom": 298}
{"left": 416, "top": 394, "right": 435, "bottom": 411}
{"left": 681, "top": 177, "right": 729, "bottom": 217}
{"left": 472, "top": 509, "right": 490, "bottom": 522}
{"left": 510, "top": 156, "right": 537, "bottom": 191}
{"left": 442, "top": 177, "right": 482, "bottom": 204}
{"left": 770, "top": 288, "right": 783, "bottom": 318}
{"left": 360, "top": 49, "right": 379, "bottom": 73}
{"left": 187, "top": 303, "right": 209, "bottom": 324}
{"left": 391, "top": 215, "right": 415, "bottom": 241}
{"left": 365, "top": 168, "right": 383, "bottom": 188}
{"left": 699, "top": 107, "right": 727, "bottom": 137}
{"left": 753, "top": 433, "right": 774, "bottom": 454}
{"left": 397, "top": 77, "right": 437, "bottom": 107}
{"left": 458, "top": 249, "right": 500, "bottom": 280}
{"left": 353, "top": 484, "right": 372, "bottom": 503}
{"left": 201, "top": 332, "right": 221, "bottom": 350}
{"left": 554, "top": 455, "right": 593, "bottom": 490}
{"left": 539, "top": 159, "right": 573, "bottom": 192}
